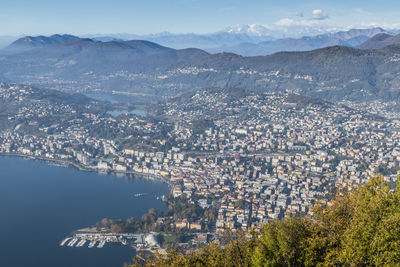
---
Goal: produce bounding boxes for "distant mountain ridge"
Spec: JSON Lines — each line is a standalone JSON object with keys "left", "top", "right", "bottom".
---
{"left": 84, "top": 27, "right": 396, "bottom": 53}
{"left": 357, "top": 33, "right": 400, "bottom": 49}
{"left": 208, "top": 27, "right": 391, "bottom": 56}
{"left": 1, "top": 27, "right": 396, "bottom": 56}
{"left": 88, "top": 32, "right": 274, "bottom": 50}
{"left": 3, "top": 33, "right": 400, "bottom": 103}
{"left": 2, "top": 34, "right": 78, "bottom": 54}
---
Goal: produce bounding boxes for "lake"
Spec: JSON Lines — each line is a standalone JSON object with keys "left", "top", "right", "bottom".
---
{"left": 85, "top": 92, "right": 134, "bottom": 103}
{"left": 0, "top": 156, "right": 169, "bottom": 267}
{"left": 107, "top": 109, "right": 147, "bottom": 117}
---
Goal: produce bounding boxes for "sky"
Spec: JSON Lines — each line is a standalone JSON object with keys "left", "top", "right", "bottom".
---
{"left": 1, "top": 0, "right": 400, "bottom": 36}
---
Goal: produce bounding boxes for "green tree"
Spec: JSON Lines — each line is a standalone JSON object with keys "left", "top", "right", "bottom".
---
{"left": 252, "top": 217, "right": 311, "bottom": 266}
{"left": 339, "top": 175, "right": 400, "bottom": 265}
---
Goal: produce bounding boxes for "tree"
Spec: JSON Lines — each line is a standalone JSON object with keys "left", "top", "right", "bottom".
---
{"left": 339, "top": 176, "right": 400, "bottom": 265}
{"left": 110, "top": 223, "right": 123, "bottom": 233}
{"left": 101, "top": 218, "right": 112, "bottom": 228}
{"left": 252, "top": 217, "right": 310, "bottom": 266}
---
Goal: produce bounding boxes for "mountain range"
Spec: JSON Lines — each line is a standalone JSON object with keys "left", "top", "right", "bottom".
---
{"left": 83, "top": 27, "right": 394, "bottom": 55}
{"left": 209, "top": 27, "right": 391, "bottom": 56}
{"left": 2, "top": 30, "right": 400, "bottom": 104}
{"left": 2, "top": 26, "right": 396, "bottom": 54}
{"left": 357, "top": 33, "right": 400, "bottom": 49}
{"left": 84, "top": 31, "right": 274, "bottom": 51}
{"left": 1, "top": 34, "right": 78, "bottom": 54}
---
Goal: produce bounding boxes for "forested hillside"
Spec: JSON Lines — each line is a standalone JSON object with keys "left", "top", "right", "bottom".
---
{"left": 5, "top": 35, "right": 400, "bottom": 103}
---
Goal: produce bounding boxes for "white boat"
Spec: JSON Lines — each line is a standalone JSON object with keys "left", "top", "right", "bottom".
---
{"left": 76, "top": 239, "right": 86, "bottom": 247}
{"left": 67, "top": 238, "right": 78, "bottom": 247}
{"left": 88, "top": 240, "right": 97, "bottom": 248}
{"left": 97, "top": 240, "right": 106, "bottom": 248}
{"left": 60, "top": 238, "right": 71, "bottom": 246}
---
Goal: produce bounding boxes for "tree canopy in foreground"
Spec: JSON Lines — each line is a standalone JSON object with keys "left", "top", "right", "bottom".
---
{"left": 127, "top": 175, "right": 400, "bottom": 266}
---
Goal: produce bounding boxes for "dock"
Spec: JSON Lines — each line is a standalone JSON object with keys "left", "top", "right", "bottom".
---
{"left": 88, "top": 240, "right": 97, "bottom": 248}
{"left": 97, "top": 240, "right": 106, "bottom": 248}
{"left": 76, "top": 239, "right": 87, "bottom": 247}
{"left": 59, "top": 238, "right": 71, "bottom": 246}
{"left": 59, "top": 229, "right": 160, "bottom": 249}
{"left": 67, "top": 238, "right": 78, "bottom": 247}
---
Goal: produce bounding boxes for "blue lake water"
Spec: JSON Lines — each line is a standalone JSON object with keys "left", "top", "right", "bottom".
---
{"left": 107, "top": 109, "right": 147, "bottom": 117}
{"left": 85, "top": 92, "right": 139, "bottom": 104}
{"left": 0, "top": 157, "right": 169, "bottom": 267}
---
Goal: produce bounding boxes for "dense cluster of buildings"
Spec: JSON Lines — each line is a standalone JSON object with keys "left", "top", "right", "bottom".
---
{"left": 1, "top": 84, "right": 400, "bottom": 233}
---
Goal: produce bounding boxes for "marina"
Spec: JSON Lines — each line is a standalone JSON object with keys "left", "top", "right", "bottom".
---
{"left": 59, "top": 228, "right": 159, "bottom": 250}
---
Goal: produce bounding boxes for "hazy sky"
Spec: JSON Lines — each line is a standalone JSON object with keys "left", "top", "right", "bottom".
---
{"left": 1, "top": 0, "right": 400, "bottom": 35}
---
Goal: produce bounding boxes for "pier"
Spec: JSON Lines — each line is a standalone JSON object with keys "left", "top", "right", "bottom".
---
{"left": 59, "top": 228, "right": 159, "bottom": 249}
{"left": 59, "top": 238, "right": 71, "bottom": 246}
{"left": 88, "top": 240, "right": 97, "bottom": 248}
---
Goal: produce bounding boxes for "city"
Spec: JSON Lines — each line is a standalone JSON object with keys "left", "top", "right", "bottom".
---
{"left": 1, "top": 84, "right": 399, "bottom": 241}
{"left": 3, "top": 0, "right": 400, "bottom": 265}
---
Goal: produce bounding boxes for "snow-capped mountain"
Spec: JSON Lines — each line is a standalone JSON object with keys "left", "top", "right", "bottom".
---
{"left": 224, "top": 23, "right": 340, "bottom": 39}
{"left": 225, "top": 24, "right": 272, "bottom": 36}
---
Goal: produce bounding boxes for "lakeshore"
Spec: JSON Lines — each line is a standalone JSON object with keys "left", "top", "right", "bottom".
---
{"left": 0, "top": 152, "right": 172, "bottom": 186}
{"left": 0, "top": 156, "right": 169, "bottom": 267}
